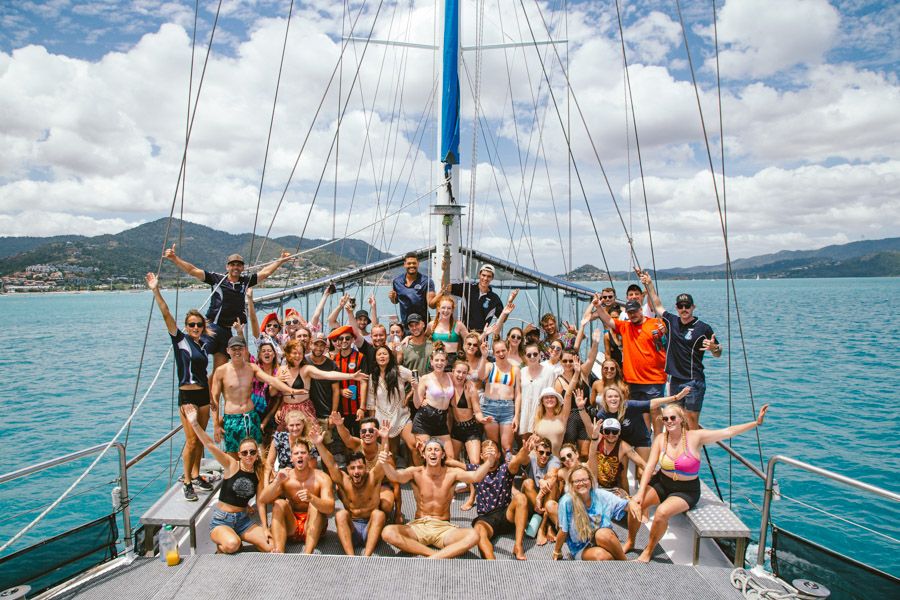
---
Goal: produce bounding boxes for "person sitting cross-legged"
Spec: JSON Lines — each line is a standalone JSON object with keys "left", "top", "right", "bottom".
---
{"left": 552, "top": 465, "right": 629, "bottom": 561}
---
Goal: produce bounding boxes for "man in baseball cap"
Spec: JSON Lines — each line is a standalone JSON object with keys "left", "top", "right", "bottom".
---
{"left": 445, "top": 263, "right": 504, "bottom": 331}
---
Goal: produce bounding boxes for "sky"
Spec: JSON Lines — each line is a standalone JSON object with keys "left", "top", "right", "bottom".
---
{"left": 0, "top": 0, "right": 898, "bottom": 273}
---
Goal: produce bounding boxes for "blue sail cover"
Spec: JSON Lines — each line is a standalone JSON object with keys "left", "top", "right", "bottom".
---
{"left": 440, "top": 0, "right": 460, "bottom": 167}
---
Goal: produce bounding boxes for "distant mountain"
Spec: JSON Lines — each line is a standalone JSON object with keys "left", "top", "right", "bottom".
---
{"left": 561, "top": 237, "right": 900, "bottom": 280}
{"left": 0, "top": 218, "right": 391, "bottom": 283}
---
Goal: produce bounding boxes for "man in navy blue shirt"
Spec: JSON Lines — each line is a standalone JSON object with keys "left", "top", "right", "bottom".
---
{"left": 164, "top": 245, "right": 292, "bottom": 368}
{"left": 639, "top": 271, "right": 721, "bottom": 429}
{"left": 388, "top": 252, "right": 436, "bottom": 325}
{"left": 448, "top": 264, "right": 503, "bottom": 332}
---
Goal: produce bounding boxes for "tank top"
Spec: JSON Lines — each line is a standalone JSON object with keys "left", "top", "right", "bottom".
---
{"left": 218, "top": 468, "right": 259, "bottom": 508}
{"left": 658, "top": 430, "right": 701, "bottom": 479}
{"left": 595, "top": 439, "right": 623, "bottom": 488}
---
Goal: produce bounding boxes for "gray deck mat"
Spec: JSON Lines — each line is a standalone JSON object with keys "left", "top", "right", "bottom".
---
{"left": 61, "top": 555, "right": 745, "bottom": 600}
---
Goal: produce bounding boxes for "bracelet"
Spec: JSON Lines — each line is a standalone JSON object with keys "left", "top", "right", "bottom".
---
{"left": 552, "top": 550, "right": 562, "bottom": 558}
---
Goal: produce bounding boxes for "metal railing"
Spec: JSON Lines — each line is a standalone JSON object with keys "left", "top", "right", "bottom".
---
{"left": 753, "top": 455, "right": 900, "bottom": 572}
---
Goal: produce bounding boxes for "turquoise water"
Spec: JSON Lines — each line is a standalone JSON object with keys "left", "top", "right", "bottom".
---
{"left": 1, "top": 278, "right": 898, "bottom": 575}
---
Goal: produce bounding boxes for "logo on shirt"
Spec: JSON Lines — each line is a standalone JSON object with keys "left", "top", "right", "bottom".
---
{"left": 685, "top": 328, "right": 694, "bottom": 341}
{"left": 348, "top": 362, "right": 357, "bottom": 369}
{"left": 621, "top": 418, "right": 631, "bottom": 427}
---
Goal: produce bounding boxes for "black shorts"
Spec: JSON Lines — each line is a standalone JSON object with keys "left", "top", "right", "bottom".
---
{"left": 451, "top": 418, "right": 482, "bottom": 443}
{"left": 205, "top": 322, "right": 231, "bottom": 355}
{"left": 564, "top": 409, "right": 589, "bottom": 443}
{"left": 649, "top": 472, "right": 701, "bottom": 509}
{"left": 472, "top": 505, "right": 515, "bottom": 536}
{"left": 178, "top": 387, "right": 210, "bottom": 407}
{"left": 412, "top": 405, "right": 449, "bottom": 437}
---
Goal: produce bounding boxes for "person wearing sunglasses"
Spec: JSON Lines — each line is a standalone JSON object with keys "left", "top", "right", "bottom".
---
{"left": 182, "top": 404, "right": 273, "bottom": 553}
{"left": 517, "top": 342, "right": 557, "bottom": 446}
{"left": 587, "top": 418, "right": 646, "bottom": 497}
{"left": 261, "top": 439, "right": 336, "bottom": 554}
{"left": 162, "top": 245, "right": 293, "bottom": 370}
{"left": 146, "top": 272, "right": 215, "bottom": 501}
{"left": 520, "top": 437, "right": 562, "bottom": 546}
{"left": 625, "top": 403, "right": 769, "bottom": 561}
{"left": 638, "top": 270, "right": 721, "bottom": 431}
{"left": 328, "top": 324, "right": 369, "bottom": 436}
{"left": 474, "top": 339, "right": 521, "bottom": 459}
{"left": 245, "top": 288, "right": 285, "bottom": 364}
{"left": 552, "top": 465, "right": 629, "bottom": 561}
{"left": 282, "top": 307, "right": 305, "bottom": 340}
{"left": 589, "top": 360, "right": 629, "bottom": 411}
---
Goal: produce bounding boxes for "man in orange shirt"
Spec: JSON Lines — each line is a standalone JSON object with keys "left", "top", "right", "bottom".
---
{"left": 594, "top": 296, "right": 668, "bottom": 433}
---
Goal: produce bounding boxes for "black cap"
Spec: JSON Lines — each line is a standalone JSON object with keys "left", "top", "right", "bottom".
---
{"left": 227, "top": 336, "right": 246, "bottom": 348}
{"left": 624, "top": 299, "right": 642, "bottom": 312}
{"left": 675, "top": 293, "right": 694, "bottom": 306}
{"left": 355, "top": 309, "right": 370, "bottom": 320}
{"left": 406, "top": 313, "right": 424, "bottom": 325}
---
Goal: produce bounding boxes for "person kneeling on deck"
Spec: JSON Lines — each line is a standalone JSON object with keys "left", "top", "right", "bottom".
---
{"left": 311, "top": 422, "right": 390, "bottom": 556}
{"left": 379, "top": 439, "right": 495, "bottom": 558}
{"left": 552, "top": 465, "right": 629, "bottom": 561}
{"left": 446, "top": 438, "right": 533, "bottom": 560}
{"left": 259, "top": 439, "right": 335, "bottom": 553}
{"left": 182, "top": 405, "right": 273, "bottom": 553}
{"left": 211, "top": 336, "right": 299, "bottom": 459}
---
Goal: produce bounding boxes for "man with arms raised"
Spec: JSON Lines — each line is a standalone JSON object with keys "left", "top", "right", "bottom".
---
{"left": 260, "top": 439, "right": 335, "bottom": 554}
{"left": 379, "top": 439, "right": 495, "bottom": 558}
{"left": 163, "top": 245, "right": 292, "bottom": 368}
{"left": 210, "top": 336, "right": 300, "bottom": 458}
{"left": 311, "top": 422, "right": 390, "bottom": 556}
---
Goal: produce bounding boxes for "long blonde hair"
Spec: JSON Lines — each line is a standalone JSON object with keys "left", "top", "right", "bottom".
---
{"left": 660, "top": 404, "right": 691, "bottom": 446}
{"left": 534, "top": 390, "right": 563, "bottom": 422}
{"left": 566, "top": 465, "right": 597, "bottom": 544}
{"left": 600, "top": 384, "right": 629, "bottom": 421}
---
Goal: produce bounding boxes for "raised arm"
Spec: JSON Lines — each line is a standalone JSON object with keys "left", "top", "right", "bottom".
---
{"left": 182, "top": 404, "right": 235, "bottom": 470}
{"left": 308, "top": 285, "right": 332, "bottom": 330}
{"left": 255, "top": 250, "right": 292, "bottom": 284}
{"left": 454, "top": 454, "right": 497, "bottom": 484}
{"left": 508, "top": 434, "right": 534, "bottom": 474}
{"left": 258, "top": 469, "right": 288, "bottom": 504}
{"left": 327, "top": 295, "right": 349, "bottom": 331}
{"left": 571, "top": 302, "right": 594, "bottom": 353}
{"left": 246, "top": 288, "right": 260, "bottom": 339}
{"left": 581, "top": 330, "right": 601, "bottom": 379}
{"left": 328, "top": 411, "right": 361, "bottom": 450}
{"left": 694, "top": 405, "right": 769, "bottom": 446}
{"left": 145, "top": 273, "right": 178, "bottom": 336}
{"left": 162, "top": 244, "right": 205, "bottom": 281}
{"left": 648, "top": 386, "right": 691, "bottom": 410}
{"left": 587, "top": 419, "right": 601, "bottom": 481}
{"left": 559, "top": 366, "right": 582, "bottom": 423}
{"left": 368, "top": 294, "right": 379, "bottom": 325}
{"left": 378, "top": 450, "right": 416, "bottom": 484}
{"left": 302, "top": 363, "right": 369, "bottom": 383}
{"left": 252, "top": 363, "right": 301, "bottom": 396}
{"left": 593, "top": 294, "right": 618, "bottom": 333}
{"left": 310, "top": 426, "right": 343, "bottom": 484}
{"left": 492, "top": 290, "right": 518, "bottom": 335}
{"left": 637, "top": 269, "right": 664, "bottom": 316}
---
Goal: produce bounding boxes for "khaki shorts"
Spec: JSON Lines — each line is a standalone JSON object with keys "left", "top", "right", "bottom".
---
{"left": 408, "top": 517, "right": 457, "bottom": 548}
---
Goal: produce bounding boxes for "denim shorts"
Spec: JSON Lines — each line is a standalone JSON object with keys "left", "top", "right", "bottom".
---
{"left": 210, "top": 507, "right": 255, "bottom": 535}
{"left": 480, "top": 397, "right": 515, "bottom": 425}
{"left": 669, "top": 378, "right": 706, "bottom": 412}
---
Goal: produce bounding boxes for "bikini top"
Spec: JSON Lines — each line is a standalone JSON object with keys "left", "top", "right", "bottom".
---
{"left": 486, "top": 363, "right": 516, "bottom": 387}
{"left": 432, "top": 329, "right": 460, "bottom": 344}
{"left": 658, "top": 430, "right": 701, "bottom": 478}
{"left": 426, "top": 378, "right": 455, "bottom": 404}
{"left": 455, "top": 388, "right": 469, "bottom": 410}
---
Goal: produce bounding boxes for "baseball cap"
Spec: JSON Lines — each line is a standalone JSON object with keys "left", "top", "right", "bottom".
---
{"left": 624, "top": 299, "right": 642, "bottom": 312}
{"left": 676, "top": 293, "right": 694, "bottom": 306}
{"left": 601, "top": 418, "right": 621, "bottom": 432}
{"left": 355, "top": 309, "right": 370, "bottom": 320}
{"left": 406, "top": 313, "right": 424, "bottom": 325}
{"left": 226, "top": 253, "right": 244, "bottom": 264}
{"left": 479, "top": 264, "right": 495, "bottom": 275}
{"left": 310, "top": 331, "right": 328, "bottom": 345}
{"left": 227, "top": 336, "right": 246, "bottom": 348}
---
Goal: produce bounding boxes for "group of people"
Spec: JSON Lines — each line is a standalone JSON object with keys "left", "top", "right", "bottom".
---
{"left": 147, "top": 247, "right": 769, "bottom": 561}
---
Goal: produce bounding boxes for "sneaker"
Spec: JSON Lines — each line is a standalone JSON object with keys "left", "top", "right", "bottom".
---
{"left": 183, "top": 482, "right": 198, "bottom": 502}
{"left": 192, "top": 477, "right": 213, "bottom": 492}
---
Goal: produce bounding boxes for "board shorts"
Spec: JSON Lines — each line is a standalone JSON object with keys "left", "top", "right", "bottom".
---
{"left": 223, "top": 411, "right": 263, "bottom": 453}
{"left": 411, "top": 405, "right": 449, "bottom": 436}
{"left": 451, "top": 418, "right": 483, "bottom": 443}
{"left": 179, "top": 387, "right": 210, "bottom": 407}
{"left": 209, "top": 508, "right": 255, "bottom": 535}
{"left": 407, "top": 517, "right": 456, "bottom": 548}
{"left": 480, "top": 397, "right": 515, "bottom": 425}
{"left": 290, "top": 511, "right": 309, "bottom": 541}
{"left": 649, "top": 472, "right": 701, "bottom": 509}
{"left": 472, "top": 505, "right": 515, "bottom": 537}
{"left": 206, "top": 322, "right": 231, "bottom": 355}
{"left": 669, "top": 377, "right": 706, "bottom": 412}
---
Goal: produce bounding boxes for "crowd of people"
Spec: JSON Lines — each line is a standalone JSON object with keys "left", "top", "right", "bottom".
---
{"left": 148, "top": 247, "right": 768, "bottom": 561}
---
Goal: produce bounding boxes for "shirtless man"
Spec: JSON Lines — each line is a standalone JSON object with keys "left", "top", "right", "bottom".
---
{"left": 379, "top": 439, "right": 495, "bottom": 559}
{"left": 210, "top": 336, "right": 299, "bottom": 457}
{"left": 259, "top": 439, "right": 335, "bottom": 554}
{"left": 329, "top": 413, "right": 400, "bottom": 521}
{"left": 311, "top": 422, "right": 390, "bottom": 556}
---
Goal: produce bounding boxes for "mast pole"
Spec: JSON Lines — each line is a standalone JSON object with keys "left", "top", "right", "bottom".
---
{"left": 433, "top": 0, "right": 464, "bottom": 294}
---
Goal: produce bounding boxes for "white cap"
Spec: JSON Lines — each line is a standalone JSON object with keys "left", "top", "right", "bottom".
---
{"left": 479, "top": 264, "right": 495, "bottom": 275}
{"left": 601, "top": 418, "right": 621, "bottom": 432}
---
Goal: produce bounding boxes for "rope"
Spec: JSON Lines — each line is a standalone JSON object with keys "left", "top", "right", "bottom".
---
{"left": 730, "top": 569, "right": 804, "bottom": 600}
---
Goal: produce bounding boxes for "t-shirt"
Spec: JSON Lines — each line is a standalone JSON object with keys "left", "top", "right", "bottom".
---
{"left": 203, "top": 271, "right": 258, "bottom": 327}
{"left": 616, "top": 317, "right": 667, "bottom": 385}
{"left": 596, "top": 402, "right": 652, "bottom": 448}
{"left": 391, "top": 272, "right": 434, "bottom": 323}
{"left": 170, "top": 330, "right": 211, "bottom": 387}
{"left": 449, "top": 281, "right": 503, "bottom": 331}
{"left": 466, "top": 462, "right": 515, "bottom": 515}
{"left": 526, "top": 454, "right": 561, "bottom": 486}
{"left": 401, "top": 340, "right": 432, "bottom": 375}
{"left": 307, "top": 356, "right": 338, "bottom": 418}
{"left": 661, "top": 312, "right": 715, "bottom": 381}
{"left": 558, "top": 488, "right": 628, "bottom": 556}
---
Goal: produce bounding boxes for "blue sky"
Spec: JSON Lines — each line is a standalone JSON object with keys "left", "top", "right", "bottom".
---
{"left": 0, "top": 0, "right": 897, "bottom": 271}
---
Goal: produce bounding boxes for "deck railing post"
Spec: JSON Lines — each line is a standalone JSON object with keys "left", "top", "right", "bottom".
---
{"left": 752, "top": 456, "right": 778, "bottom": 573}
{"left": 113, "top": 442, "right": 134, "bottom": 558}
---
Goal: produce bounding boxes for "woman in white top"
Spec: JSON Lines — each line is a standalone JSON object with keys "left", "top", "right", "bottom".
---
{"left": 367, "top": 345, "right": 419, "bottom": 460}
{"left": 517, "top": 341, "right": 557, "bottom": 445}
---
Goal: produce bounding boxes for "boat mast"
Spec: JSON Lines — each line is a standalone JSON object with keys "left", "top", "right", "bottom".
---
{"left": 432, "top": 0, "right": 465, "bottom": 291}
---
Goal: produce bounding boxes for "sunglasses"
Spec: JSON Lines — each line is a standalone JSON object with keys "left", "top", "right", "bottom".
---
{"left": 525, "top": 352, "right": 539, "bottom": 358}
{"left": 661, "top": 415, "right": 679, "bottom": 422}
{"left": 266, "top": 323, "right": 281, "bottom": 329}
{"left": 676, "top": 303, "right": 692, "bottom": 309}
{"left": 360, "top": 428, "right": 377, "bottom": 434}
{"left": 549, "top": 346, "right": 562, "bottom": 352}
{"left": 537, "top": 450, "right": 552, "bottom": 456}
{"left": 464, "top": 342, "right": 479, "bottom": 347}
{"left": 186, "top": 322, "right": 204, "bottom": 328}
{"left": 239, "top": 448, "right": 257, "bottom": 457}
{"left": 600, "top": 295, "right": 614, "bottom": 299}
{"left": 601, "top": 366, "right": 616, "bottom": 371}
{"left": 339, "top": 335, "right": 353, "bottom": 341}
{"left": 602, "top": 429, "right": 620, "bottom": 435}
{"left": 285, "top": 319, "right": 300, "bottom": 325}
{"left": 561, "top": 453, "right": 575, "bottom": 461}
{"left": 508, "top": 334, "right": 522, "bottom": 340}
{"left": 561, "top": 359, "right": 574, "bottom": 364}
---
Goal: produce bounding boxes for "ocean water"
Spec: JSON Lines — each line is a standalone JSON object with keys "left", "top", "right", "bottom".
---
{"left": 0, "top": 278, "right": 898, "bottom": 575}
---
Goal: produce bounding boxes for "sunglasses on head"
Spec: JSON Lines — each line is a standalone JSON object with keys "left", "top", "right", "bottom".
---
{"left": 285, "top": 319, "right": 300, "bottom": 325}
{"left": 239, "top": 448, "right": 257, "bottom": 457}
{"left": 661, "top": 415, "right": 678, "bottom": 422}
{"left": 537, "top": 450, "right": 552, "bottom": 456}
{"left": 186, "top": 322, "right": 204, "bottom": 328}
{"left": 602, "top": 429, "right": 620, "bottom": 435}
{"left": 676, "top": 303, "right": 692, "bottom": 309}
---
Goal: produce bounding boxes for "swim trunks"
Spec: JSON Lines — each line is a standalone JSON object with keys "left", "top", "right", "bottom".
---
{"left": 407, "top": 517, "right": 456, "bottom": 548}
{"left": 290, "top": 511, "right": 310, "bottom": 541}
{"left": 351, "top": 518, "right": 369, "bottom": 545}
{"left": 472, "top": 505, "right": 516, "bottom": 536}
{"left": 223, "top": 411, "right": 263, "bottom": 453}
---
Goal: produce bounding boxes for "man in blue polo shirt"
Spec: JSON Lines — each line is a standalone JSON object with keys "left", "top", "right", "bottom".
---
{"left": 388, "top": 252, "right": 436, "bottom": 325}
{"left": 639, "top": 271, "right": 721, "bottom": 430}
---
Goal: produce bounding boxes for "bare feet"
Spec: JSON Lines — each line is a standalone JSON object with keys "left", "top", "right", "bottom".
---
{"left": 546, "top": 530, "right": 557, "bottom": 543}
{"left": 536, "top": 531, "right": 548, "bottom": 546}
{"left": 513, "top": 544, "right": 527, "bottom": 560}
{"left": 634, "top": 552, "right": 652, "bottom": 563}
{"left": 622, "top": 540, "right": 634, "bottom": 554}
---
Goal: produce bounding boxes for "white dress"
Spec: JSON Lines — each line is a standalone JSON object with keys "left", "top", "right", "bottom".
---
{"left": 367, "top": 366, "right": 413, "bottom": 437}
{"left": 518, "top": 364, "right": 556, "bottom": 434}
